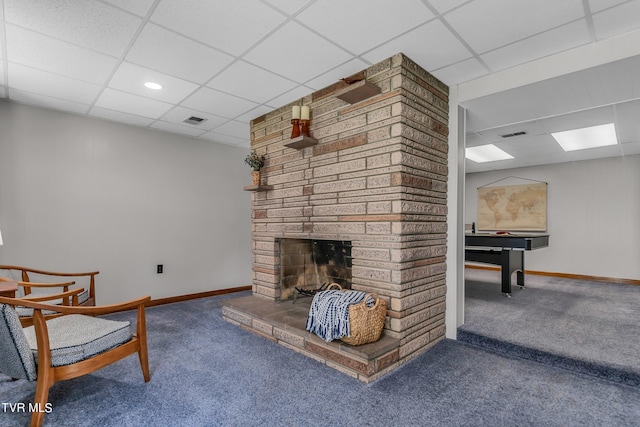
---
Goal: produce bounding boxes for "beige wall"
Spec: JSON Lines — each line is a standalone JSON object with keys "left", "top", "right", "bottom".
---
{"left": 0, "top": 100, "right": 252, "bottom": 303}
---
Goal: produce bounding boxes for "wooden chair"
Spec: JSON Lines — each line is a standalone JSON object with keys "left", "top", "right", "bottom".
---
{"left": 0, "top": 265, "right": 100, "bottom": 305}
{"left": 0, "top": 295, "right": 151, "bottom": 427}
{"left": 0, "top": 277, "right": 85, "bottom": 327}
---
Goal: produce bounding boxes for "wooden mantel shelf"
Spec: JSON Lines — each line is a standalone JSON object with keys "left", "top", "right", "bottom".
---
{"left": 335, "top": 80, "right": 381, "bottom": 104}
{"left": 284, "top": 135, "right": 318, "bottom": 149}
{"left": 243, "top": 184, "right": 273, "bottom": 192}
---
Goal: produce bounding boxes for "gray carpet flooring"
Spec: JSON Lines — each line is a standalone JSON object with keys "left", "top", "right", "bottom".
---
{"left": 2, "top": 290, "right": 640, "bottom": 426}
{"left": 460, "top": 268, "right": 640, "bottom": 384}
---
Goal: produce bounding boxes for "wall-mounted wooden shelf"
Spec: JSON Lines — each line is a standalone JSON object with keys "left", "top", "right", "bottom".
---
{"left": 284, "top": 135, "right": 318, "bottom": 149}
{"left": 336, "top": 80, "right": 381, "bottom": 104}
{"left": 243, "top": 184, "right": 273, "bottom": 192}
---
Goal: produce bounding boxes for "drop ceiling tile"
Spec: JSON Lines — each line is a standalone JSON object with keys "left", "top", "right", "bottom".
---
{"left": 89, "top": 106, "right": 155, "bottom": 127}
{"left": 592, "top": 1, "right": 640, "bottom": 40}
{"left": 362, "top": 19, "right": 472, "bottom": 72}
{"left": 296, "top": 0, "right": 433, "bottom": 55}
{"left": 8, "top": 62, "right": 103, "bottom": 105}
{"left": 265, "top": 85, "right": 314, "bottom": 109}
{"left": 199, "top": 132, "right": 248, "bottom": 146}
{"left": 481, "top": 20, "right": 590, "bottom": 72}
{"left": 304, "top": 58, "right": 370, "bottom": 90}
{"left": 207, "top": 61, "right": 297, "bottom": 104}
{"left": 614, "top": 100, "right": 640, "bottom": 144}
{"left": 620, "top": 141, "right": 640, "bottom": 156}
{"left": 181, "top": 87, "right": 259, "bottom": 119}
{"left": 150, "top": 121, "right": 208, "bottom": 137}
{"left": 94, "top": 88, "right": 174, "bottom": 119}
{"left": 107, "top": 62, "right": 199, "bottom": 104}
{"left": 444, "top": 0, "right": 584, "bottom": 53}
{"left": 262, "top": 0, "right": 314, "bottom": 15}
{"left": 6, "top": 24, "right": 119, "bottom": 85}
{"left": 236, "top": 105, "right": 276, "bottom": 123}
{"left": 4, "top": 0, "right": 142, "bottom": 57}
{"left": 9, "top": 88, "right": 91, "bottom": 114}
{"left": 161, "top": 106, "right": 228, "bottom": 131}
{"left": 125, "top": 23, "right": 234, "bottom": 84}
{"left": 244, "top": 21, "right": 352, "bottom": 83}
{"left": 589, "top": 0, "right": 630, "bottom": 13}
{"left": 427, "top": 0, "right": 469, "bottom": 14}
{"left": 150, "top": 0, "right": 286, "bottom": 56}
{"left": 211, "top": 120, "right": 250, "bottom": 139}
{"left": 430, "top": 57, "right": 488, "bottom": 86}
{"left": 101, "top": 0, "right": 156, "bottom": 17}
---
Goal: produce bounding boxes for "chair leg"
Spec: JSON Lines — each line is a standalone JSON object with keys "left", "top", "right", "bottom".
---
{"left": 136, "top": 304, "right": 150, "bottom": 382}
{"left": 30, "top": 373, "right": 53, "bottom": 427}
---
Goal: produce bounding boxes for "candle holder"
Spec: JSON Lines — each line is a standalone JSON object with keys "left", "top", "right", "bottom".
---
{"left": 300, "top": 119, "right": 310, "bottom": 137}
{"left": 290, "top": 119, "right": 301, "bottom": 138}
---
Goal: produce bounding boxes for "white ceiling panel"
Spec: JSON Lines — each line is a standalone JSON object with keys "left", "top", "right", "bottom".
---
{"left": 8, "top": 63, "right": 103, "bottom": 105}
{"left": 161, "top": 107, "right": 228, "bottom": 131}
{"left": 445, "top": 0, "right": 585, "bottom": 54}
{"left": 150, "top": 120, "right": 208, "bottom": 137}
{"left": 2, "top": 0, "right": 640, "bottom": 172}
{"left": 207, "top": 61, "right": 298, "bottom": 104}
{"left": 200, "top": 132, "right": 248, "bottom": 147}
{"left": 296, "top": 0, "right": 433, "bottom": 55}
{"left": 262, "top": 0, "right": 315, "bottom": 15}
{"left": 264, "top": 85, "right": 315, "bottom": 109}
{"left": 236, "top": 105, "right": 278, "bottom": 124}
{"left": 9, "top": 88, "right": 90, "bottom": 115}
{"left": 88, "top": 106, "right": 155, "bottom": 127}
{"left": 150, "top": 0, "right": 287, "bottom": 56}
{"left": 304, "top": 58, "right": 370, "bottom": 90}
{"left": 181, "top": 87, "right": 259, "bottom": 119}
{"left": 125, "top": 23, "right": 234, "bottom": 84}
{"left": 4, "top": 0, "right": 142, "bottom": 57}
{"left": 107, "top": 62, "right": 199, "bottom": 104}
{"left": 101, "top": 0, "right": 156, "bottom": 17}
{"left": 481, "top": 20, "right": 590, "bottom": 72}
{"left": 592, "top": 1, "right": 640, "bottom": 39}
{"left": 431, "top": 57, "right": 488, "bottom": 86}
{"left": 94, "top": 88, "right": 173, "bottom": 119}
{"left": 212, "top": 120, "right": 251, "bottom": 139}
{"left": 243, "top": 21, "right": 352, "bottom": 83}
{"left": 6, "top": 24, "right": 119, "bottom": 85}
{"left": 362, "top": 19, "right": 472, "bottom": 72}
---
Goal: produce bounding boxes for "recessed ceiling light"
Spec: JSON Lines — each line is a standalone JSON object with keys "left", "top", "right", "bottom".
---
{"left": 551, "top": 123, "right": 617, "bottom": 152}
{"left": 144, "top": 81, "right": 163, "bottom": 90}
{"left": 465, "top": 144, "right": 514, "bottom": 163}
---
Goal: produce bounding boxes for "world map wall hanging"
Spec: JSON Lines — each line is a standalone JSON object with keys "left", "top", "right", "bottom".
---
{"left": 477, "top": 181, "right": 547, "bottom": 231}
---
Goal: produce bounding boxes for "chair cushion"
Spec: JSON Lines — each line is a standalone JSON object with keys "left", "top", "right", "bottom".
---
{"left": 0, "top": 303, "right": 37, "bottom": 381}
{"left": 23, "top": 315, "right": 132, "bottom": 367}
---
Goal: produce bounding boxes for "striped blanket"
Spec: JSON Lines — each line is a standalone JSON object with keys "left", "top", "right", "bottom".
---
{"left": 305, "top": 289, "right": 367, "bottom": 342}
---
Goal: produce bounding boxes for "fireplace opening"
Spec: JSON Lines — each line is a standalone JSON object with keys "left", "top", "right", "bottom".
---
{"left": 280, "top": 239, "right": 352, "bottom": 300}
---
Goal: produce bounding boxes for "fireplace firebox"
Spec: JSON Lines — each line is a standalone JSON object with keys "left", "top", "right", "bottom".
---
{"left": 280, "top": 239, "right": 352, "bottom": 300}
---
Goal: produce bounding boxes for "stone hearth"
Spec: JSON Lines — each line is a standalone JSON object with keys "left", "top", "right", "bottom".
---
{"left": 224, "top": 53, "right": 449, "bottom": 381}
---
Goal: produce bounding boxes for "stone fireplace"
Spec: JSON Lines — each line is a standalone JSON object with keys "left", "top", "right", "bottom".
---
{"left": 223, "top": 53, "right": 448, "bottom": 382}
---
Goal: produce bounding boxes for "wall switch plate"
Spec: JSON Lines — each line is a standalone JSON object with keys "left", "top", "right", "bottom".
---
{"left": 157, "top": 264, "right": 163, "bottom": 274}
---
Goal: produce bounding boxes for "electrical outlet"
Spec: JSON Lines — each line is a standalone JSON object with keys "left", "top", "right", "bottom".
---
{"left": 157, "top": 264, "right": 163, "bottom": 274}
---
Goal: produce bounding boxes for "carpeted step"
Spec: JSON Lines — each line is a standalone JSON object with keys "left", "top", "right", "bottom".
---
{"left": 457, "top": 329, "right": 640, "bottom": 387}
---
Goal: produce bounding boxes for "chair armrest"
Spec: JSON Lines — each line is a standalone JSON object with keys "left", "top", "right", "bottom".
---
{"left": 0, "top": 264, "right": 100, "bottom": 278}
{"left": 0, "top": 295, "right": 151, "bottom": 316}
{"left": 21, "top": 288, "right": 85, "bottom": 305}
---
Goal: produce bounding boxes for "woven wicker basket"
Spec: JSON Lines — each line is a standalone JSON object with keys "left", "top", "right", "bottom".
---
{"left": 327, "top": 283, "right": 387, "bottom": 346}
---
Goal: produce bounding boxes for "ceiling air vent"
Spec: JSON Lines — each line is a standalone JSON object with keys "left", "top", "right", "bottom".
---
{"left": 183, "top": 116, "right": 207, "bottom": 125}
{"left": 500, "top": 131, "right": 527, "bottom": 138}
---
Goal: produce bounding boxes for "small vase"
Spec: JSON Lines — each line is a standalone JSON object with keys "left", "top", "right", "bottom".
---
{"left": 252, "top": 170, "right": 261, "bottom": 186}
